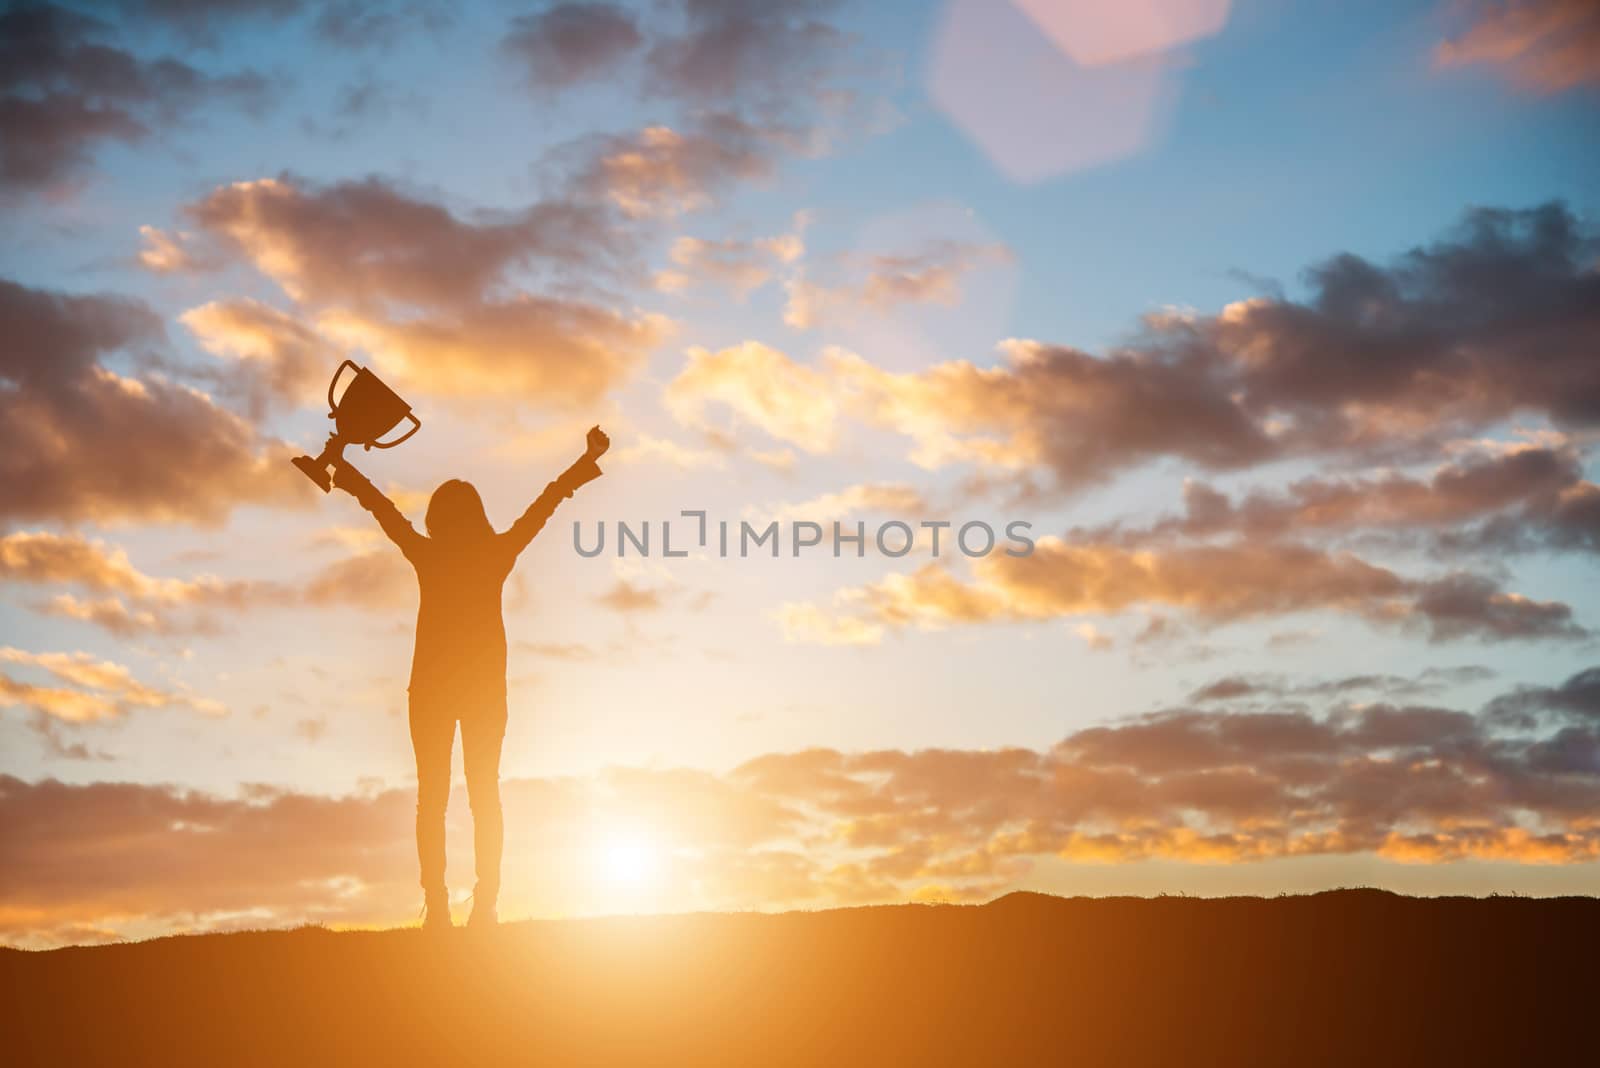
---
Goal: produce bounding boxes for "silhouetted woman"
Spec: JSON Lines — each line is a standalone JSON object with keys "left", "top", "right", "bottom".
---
{"left": 333, "top": 426, "right": 609, "bottom": 929}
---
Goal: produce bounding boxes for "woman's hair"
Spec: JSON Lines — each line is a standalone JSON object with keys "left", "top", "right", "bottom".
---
{"left": 425, "top": 479, "right": 495, "bottom": 541}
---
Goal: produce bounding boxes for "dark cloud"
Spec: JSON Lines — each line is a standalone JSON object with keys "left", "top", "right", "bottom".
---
{"left": 494, "top": 0, "right": 857, "bottom": 113}
{"left": 1410, "top": 572, "right": 1586, "bottom": 642}
{"left": 645, "top": 0, "right": 849, "bottom": 108}
{"left": 1108, "top": 444, "right": 1599, "bottom": 556}
{"left": 796, "top": 538, "right": 1587, "bottom": 646}
{"left": 1190, "top": 666, "right": 1496, "bottom": 704}
{"left": 1217, "top": 202, "right": 1600, "bottom": 446}
{"left": 687, "top": 203, "right": 1599, "bottom": 494}
{"left": 0, "top": 278, "right": 308, "bottom": 524}
{"left": 125, "top": 0, "right": 303, "bottom": 34}
{"left": 501, "top": 3, "right": 643, "bottom": 91}
{"left": 311, "top": 1, "right": 452, "bottom": 48}
{"left": 1486, "top": 666, "right": 1600, "bottom": 727}
{"left": 0, "top": 3, "right": 271, "bottom": 192}
{"left": 110, "top": 0, "right": 448, "bottom": 49}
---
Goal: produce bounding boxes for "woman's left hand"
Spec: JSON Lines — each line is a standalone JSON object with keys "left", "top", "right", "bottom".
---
{"left": 585, "top": 425, "right": 610, "bottom": 461}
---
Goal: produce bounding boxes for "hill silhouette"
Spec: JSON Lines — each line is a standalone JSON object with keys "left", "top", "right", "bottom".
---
{"left": 3, "top": 889, "right": 1594, "bottom": 1065}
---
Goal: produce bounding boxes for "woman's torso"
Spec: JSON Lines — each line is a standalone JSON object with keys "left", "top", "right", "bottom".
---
{"left": 408, "top": 535, "right": 515, "bottom": 707}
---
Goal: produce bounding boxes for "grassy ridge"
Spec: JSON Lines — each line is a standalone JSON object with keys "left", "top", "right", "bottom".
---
{"left": 3, "top": 889, "right": 1595, "bottom": 1065}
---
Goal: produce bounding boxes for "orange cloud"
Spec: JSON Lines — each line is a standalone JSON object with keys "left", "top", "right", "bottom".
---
{"left": 0, "top": 279, "right": 308, "bottom": 525}
{"left": 136, "top": 225, "right": 213, "bottom": 274}
{"left": 0, "top": 531, "right": 293, "bottom": 635}
{"left": 655, "top": 221, "right": 807, "bottom": 297}
{"left": 0, "top": 529, "right": 436, "bottom": 634}
{"left": 1435, "top": 0, "right": 1600, "bottom": 93}
{"left": 784, "top": 240, "right": 1013, "bottom": 329}
{"left": 180, "top": 298, "right": 329, "bottom": 410}
{"left": 184, "top": 175, "right": 672, "bottom": 406}
{"left": 666, "top": 341, "right": 841, "bottom": 452}
{"left": 9, "top": 663, "right": 1598, "bottom": 945}
{"left": 786, "top": 537, "right": 1585, "bottom": 644}
{"left": 0, "top": 646, "right": 224, "bottom": 723}
{"left": 577, "top": 121, "right": 776, "bottom": 219}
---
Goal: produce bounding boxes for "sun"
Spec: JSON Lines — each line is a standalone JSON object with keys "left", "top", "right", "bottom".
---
{"left": 597, "top": 834, "right": 660, "bottom": 889}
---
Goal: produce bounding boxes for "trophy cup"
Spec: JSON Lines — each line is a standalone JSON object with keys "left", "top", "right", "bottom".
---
{"left": 291, "top": 360, "right": 421, "bottom": 492}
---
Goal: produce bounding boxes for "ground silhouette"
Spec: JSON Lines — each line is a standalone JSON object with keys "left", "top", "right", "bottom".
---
{"left": 3, "top": 889, "right": 1594, "bottom": 1065}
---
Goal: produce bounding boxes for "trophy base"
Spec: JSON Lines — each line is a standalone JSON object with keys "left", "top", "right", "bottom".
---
{"left": 292, "top": 454, "right": 333, "bottom": 492}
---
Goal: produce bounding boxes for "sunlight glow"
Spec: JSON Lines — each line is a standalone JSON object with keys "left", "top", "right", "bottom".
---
{"left": 598, "top": 835, "right": 661, "bottom": 889}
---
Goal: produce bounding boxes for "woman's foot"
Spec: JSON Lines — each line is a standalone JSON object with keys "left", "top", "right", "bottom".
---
{"left": 422, "top": 888, "right": 452, "bottom": 931}
{"left": 467, "top": 887, "right": 497, "bottom": 929}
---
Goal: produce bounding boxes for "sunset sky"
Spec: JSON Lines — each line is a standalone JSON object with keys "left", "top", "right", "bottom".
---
{"left": 2, "top": 0, "right": 1599, "bottom": 947}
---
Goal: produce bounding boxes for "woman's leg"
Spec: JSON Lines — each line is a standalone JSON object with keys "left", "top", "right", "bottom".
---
{"left": 460, "top": 695, "right": 508, "bottom": 905}
{"left": 409, "top": 698, "right": 455, "bottom": 897}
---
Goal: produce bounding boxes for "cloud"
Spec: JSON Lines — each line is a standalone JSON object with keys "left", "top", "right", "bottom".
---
{"left": 655, "top": 223, "right": 807, "bottom": 297}
{"left": 0, "top": 3, "right": 270, "bottom": 193}
{"left": 310, "top": 1, "right": 452, "bottom": 49}
{"left": 760, "top": 482, "right": 928, "bottom": 524}
{"left": 0, "top": 529, "right": 427, "bottom": 634}
{"left": 136, "top": 225, "right": 213, "bottom": 274}
{"left": 0, "top": 530, "right": 296, "bottom": 635}
{"left": 7, "top": 663, "right": 1600, "bottom": 944}
{"left": 501, "top": 3, "right": 643, "bottom": 91}
{"left": 494, "top": 0, "right": 859, "bottom": 118}
{"left": 644, "top": 0, "right": 850, "bottom": 109}
{"left": 516, "top": 640, "right": 599, "bottom": 661}
{"left": 776, "top": 601, "right": 884, "bottom": 645}
{"left": 1485, "top": 666, "right": 1600, "bottom": 727}
{"left": 666, "top": 204, "right": 1600, "bottom": 490}
{"left": 1091, "top": 441, "right": 1600, "bottom": 557}
{"left": 612, "top": 434, "right": 728, "bottom": 471}
{"left": 112, "top": 0, "right": 449, "bottom": 49}
{"left": 186, "top": 176, "right": 617, "bottom": 309}
{"left": 596, "top": 577, "right": 667, "bottom": 614}
{"left": 317, "top": 298, "right": 667, "bottom": 404}
{"left": 0, "top": 277, "right": 308, "bottom": 525}
{"left": 0, "top": 646, "right": 225, "bottom": 723}
{"left": 1435, "top": 0, "right": 1600, "bottom": 93}
{"left": 570, "top": 115, "right": 779, "bottom": 219}
{"left": 785, "top": 537, "right": 1586, "bottom": 645}
{"left": 665, "top": 341, "right": 840, "bottom": 452}
{"left": 302, "top": 549, "right": 417, "bottom": 613}
{"left": 1191, "top": 666, "right": 1495, "bottom": 704}
{"left": 180, "top": 298, "right": 329, "bottom": 412}
{"left": 122, "top": 0, "right": 304, "bottom": 36}
{"left": 784, "top": 240, "right": 1013, "bottom": 329}
{"left": 184, "top": 175, "right": 668, "bottom": 404}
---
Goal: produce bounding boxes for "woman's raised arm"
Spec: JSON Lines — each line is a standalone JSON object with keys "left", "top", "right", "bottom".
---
{"left": 503, "top": 426, "right": 608, "bottom": 557}
{"left": 332, "top": 459, "right": 427, "bottom": 563}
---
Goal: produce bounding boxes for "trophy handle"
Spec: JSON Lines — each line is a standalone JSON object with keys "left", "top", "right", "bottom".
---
{"left": 328, "top": 360, "right": 360, "bottom": 414}
{"left": 368, "top": 412, "right": 420, "bottom": 450}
